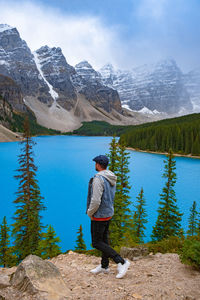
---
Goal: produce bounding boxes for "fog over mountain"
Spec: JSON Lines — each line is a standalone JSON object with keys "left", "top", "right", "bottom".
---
{"left": 99, "top": 60, "right": 198, "bottom": 115}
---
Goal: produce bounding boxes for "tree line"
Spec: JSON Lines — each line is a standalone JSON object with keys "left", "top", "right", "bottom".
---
{"left": 120, "top": 113, "right": 200, "bottom": 156}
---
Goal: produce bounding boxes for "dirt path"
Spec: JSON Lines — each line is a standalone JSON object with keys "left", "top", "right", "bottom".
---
{"left": 50, "top": 251, "right": 200, "bottom": 300}
{"left": 0, "top": 251, "right": 199, "bottom": 299}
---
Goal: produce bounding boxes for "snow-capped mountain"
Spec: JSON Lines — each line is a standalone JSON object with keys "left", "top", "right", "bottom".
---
{"left": 34, "top": 46, "right": 77, "bottom": 110}
{"left": 75, "top": 60, "right": 101, "bottom": 83}
{"left": 1, "top": 23, "right": 198, "bottom": 132}
{"left": 99, "top": 59, "right": 193, "bottom": 115}
{"left": 0, "top": 24, "right": 51, "bottom": 109}
{"left": 0, "top": 24, "right": 125, "bottom": 131}
{"left": 73, "top": 60, "right": 122, "bottom": 113}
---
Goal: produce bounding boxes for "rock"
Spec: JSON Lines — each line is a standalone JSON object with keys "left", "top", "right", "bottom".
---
{"left": 0, "top": 74, "right": 26, "bottom": 112}
{"left": 0, "top": 25, "right": 51, "bottom": 106}
{"left": 10, "top": 254, "right": 70, "bottom": 300}
{"left": 154, "top": 252, "right": 163, "bottom": 258}
{"left": 184, "top": 69, "right": 200, "bottom": 112}
{"left": 35, "top": 46, "right": 77, "bottom": 111}
{"left": 74, "top": 60, "right": 122, "bottom": 113}
{"left": 132, "top": 293, "right": 142, "bottom": 299}
{"left": 0, "top": 275, "right": 10, "bottom": 289}
{"left": 120, "top": 246, "right": 149, "bottom": 260}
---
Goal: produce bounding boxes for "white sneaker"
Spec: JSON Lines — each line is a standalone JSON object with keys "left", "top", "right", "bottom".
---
{"left": 116, "top": 259, "right": 130, "bottom": 279}
{"left": 90, "top": 265, "right": 110, "bottom": 275}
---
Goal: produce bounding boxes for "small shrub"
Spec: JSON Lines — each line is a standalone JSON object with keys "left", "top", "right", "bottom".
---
{"left": 73, "top": 249, "right": 102, "bottom": 257}
{"left": 147, "top": 236, "right": 184, "bottom": 254}
{"left": 180, "top": 237, "right": 200, "bottom": 269}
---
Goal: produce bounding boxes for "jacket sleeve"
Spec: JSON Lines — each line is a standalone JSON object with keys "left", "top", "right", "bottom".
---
{"left": 87, "top": 176, "right": 104, "bottom": 217}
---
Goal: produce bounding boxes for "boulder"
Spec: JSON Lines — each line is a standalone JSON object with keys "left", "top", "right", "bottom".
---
{"left": 120, "top": 246, "right": 149, "bottom": 260}
{"left": 0, "top": 275, "right": 10, "bottom": 289}
{"left": 10, "top": 255, "right": 70, "bottom": 300}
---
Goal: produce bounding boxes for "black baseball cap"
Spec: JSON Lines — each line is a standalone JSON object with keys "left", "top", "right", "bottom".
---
{"left": 93, "top": 155, "right": 109, "bottom": 167}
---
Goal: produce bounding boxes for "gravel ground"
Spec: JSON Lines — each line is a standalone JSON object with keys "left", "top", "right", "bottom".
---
{"left": 50, "top": 251, "right": 200, "bottom": 300}
{"left": 0, "top": 251, "right": 199, "bottom": 300}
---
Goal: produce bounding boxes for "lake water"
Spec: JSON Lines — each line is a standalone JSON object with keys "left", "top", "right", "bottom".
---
{"left": 0, "top": 136, "right": 199, "bottom": 251}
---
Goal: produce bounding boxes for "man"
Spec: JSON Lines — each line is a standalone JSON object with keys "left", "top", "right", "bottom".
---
{"left": 86, "top": 154, "right": 130, "bottom": 279}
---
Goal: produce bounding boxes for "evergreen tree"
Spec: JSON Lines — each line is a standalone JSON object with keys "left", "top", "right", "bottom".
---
{"left": 38, "top": 225, "right": 61, "bottom": 259}
{"left": 198, "top": 213, "right": 200, "bottom": 237}
{"left": 187, "top": 201, "right": 198, "bottom": 236}
{"left": 195, "top": 206, "right": 200, "bottom": 237}
{"left": 108, "top": 137, "right": 131, "bottom": 246}
{"left": 151, "top": 150, "right": 183, "bottom": 241}
{"left": 107, "top": 136, "right": 119, "bottom": 173}
{"left": 132, "top": 188, "right": 147, "bottom": 243}
{"left": 0, "top": 217, "right": 12, "bottom": 267}
{"left": 12, "top": 117, "right": 46, "bottom": 261}
{"left": 75, "top": 225, "right": 86, "bottom": 250}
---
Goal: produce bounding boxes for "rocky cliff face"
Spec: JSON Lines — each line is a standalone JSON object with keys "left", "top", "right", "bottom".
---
{"left": 74, "top": 61, "right": 122, "bottom": 113}
{"left": 0, "top": 74, "right": 26, "bottom": 112}
{"left": 0, "top": 94, "right": 13, "bottom": 128}
{"left": 184, "top": 69, "right": 200, "bottom": 112}
{"left": 0, "top": 24, "right": 52, "bottom": 105}
{"left": 0, "top": 24, "right": 123, "bottom": 131}
{"left": 34, "top": 46, "right": 77, "bottom": 110}
{"left": 100, "top": 59, "right": 193, "bottom": 115}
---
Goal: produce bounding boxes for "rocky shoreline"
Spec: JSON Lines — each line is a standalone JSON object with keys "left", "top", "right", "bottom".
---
{"left": 126, "top": 147, "right": 200, "bottom": 159}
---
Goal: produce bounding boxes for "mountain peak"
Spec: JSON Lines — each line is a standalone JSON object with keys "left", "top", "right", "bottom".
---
{"left": 156, "top": 58, "right": 178, "bottom": 68}
{"left": 0, "top": 24, "right": 15, "bottom": 33}
{"left": 36, "top": 45, "right": 62, "bottom": 54}
{"left": 100, "top": 63, "right": 115, "bottom": 74}
{"left": 75, "top": 60, "right": 93, "bottom": 70}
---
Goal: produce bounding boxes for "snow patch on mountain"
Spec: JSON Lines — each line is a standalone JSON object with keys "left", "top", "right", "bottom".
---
{"left": 0, "top": 24, "right": 14, "bottom": 33}
{"left": 138, "top": 107, "right": 158, "bottom": 115}
{"left": 33, "top": 51, "right": 58, "bottom": 101}
{"left": 0, "top": 60, "right": 10, "bottom": 67}
{"left": 75, "top": 60, "right": 101, "bottom": 82}
{"left": 122, "top": 104, "right": 134, "bottom": 111}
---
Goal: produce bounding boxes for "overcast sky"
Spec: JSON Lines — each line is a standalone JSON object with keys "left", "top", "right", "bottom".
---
{"left": 0, "top": 0, "right": 200, "bottom": 72}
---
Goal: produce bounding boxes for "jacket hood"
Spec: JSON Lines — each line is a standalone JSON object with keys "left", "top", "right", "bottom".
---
{"left": 97, "top": 170, "right": 117, "bottom": 186}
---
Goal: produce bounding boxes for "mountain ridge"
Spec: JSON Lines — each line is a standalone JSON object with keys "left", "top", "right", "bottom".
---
{"left": 99, "top": 60, "right": 196, "bottom": 115}
{"left": 1, "top": 23, "right": 199, "bottom": 133}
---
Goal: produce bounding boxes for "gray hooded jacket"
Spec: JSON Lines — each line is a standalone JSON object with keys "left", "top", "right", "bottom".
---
{"left": 87, "top": 170, "right": 117, "bottom": 218}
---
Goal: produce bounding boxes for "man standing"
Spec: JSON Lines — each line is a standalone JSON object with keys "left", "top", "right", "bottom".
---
{"left": 87, "top": 155, "right": 130, "bottom": 279}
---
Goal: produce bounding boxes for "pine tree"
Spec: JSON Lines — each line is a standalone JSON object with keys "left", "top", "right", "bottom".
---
{"left": 109, "top": 137, "right": 131, "bottom": 246}
{"left": 0, "top": 217, "right": 12, "bottom": 267}
{"left": 132, "top": 188, "right": 147, "bottom": 243}
{"left": 12, "top": 117, "right": 46, "bottom": 261}
{"left": 107, "top": 136, "right": 119, "bottom": 173}
{"left": 75, "top": 225, "right": 86, "bottom": 250}
{"left": 38, "top": 225, "right": 61, "bottom": 259}
{"left": 187, "top": 201, "right": 198, "bottom": 236}
{"left": 151, "top": 150, "right": 183, "bottom": 241}
{"left": 198, "top": 213, "right": 200, "bottom": 237}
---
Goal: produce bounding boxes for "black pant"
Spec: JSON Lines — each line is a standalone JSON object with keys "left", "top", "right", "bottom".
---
{"left": 91, "top": 220, "right": 124, "bottom": 268}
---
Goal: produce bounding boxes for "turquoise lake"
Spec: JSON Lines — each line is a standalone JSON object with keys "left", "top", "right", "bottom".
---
{"left": 0, "top": 136, "right": 200, "bottom": 251}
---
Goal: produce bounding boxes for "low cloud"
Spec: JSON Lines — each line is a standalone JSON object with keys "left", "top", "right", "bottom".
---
{"left": 0, "top": 0, "right": 121, "bottom": 69}
{"left": 0, "top": 0, "right": 200, "bottom": 72}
